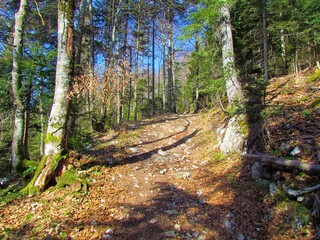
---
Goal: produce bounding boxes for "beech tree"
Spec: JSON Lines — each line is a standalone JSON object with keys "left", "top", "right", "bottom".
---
{"left": 26, "top": 0, "right": 75, "bottom": 193}
{"left": 219, "top": 3, "right": 242, "bottom": 104}
{"left": 11, "top": 0, "right": 28, "bottom": 170}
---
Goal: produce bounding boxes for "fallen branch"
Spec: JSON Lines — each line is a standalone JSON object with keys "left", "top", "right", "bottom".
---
{"left": 287, "top": 184, "right": 320, "bottom": 197}
{"left": 242, "top": 154, "right": 320, "bottom": 174}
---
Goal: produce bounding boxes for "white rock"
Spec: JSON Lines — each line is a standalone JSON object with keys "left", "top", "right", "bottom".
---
{"left": 129, "top": 147, "right": 139, "bottom": 153}
{"left": 158, "top": 149, "right": 168, "bottom": 156}
{"left": 219, "top": 116, "right": 245, "bottom": 153}
{"left": 290, "top": 146, "right": 302, "bottom": 156}
{"left": 160, "top": 169, "right": 167, "bottom": 174}
{"left": 297, "top": 196, "right": 305, "bottom": 202}
{"left": 174, "top": 224, "right": 181, "bottom": 230}
{"left": 149, "top": 219, "right": 158, "bottom": 224}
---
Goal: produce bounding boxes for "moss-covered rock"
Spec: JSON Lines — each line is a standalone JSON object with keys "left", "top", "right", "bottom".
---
{"left": 55, "top": 168, "right": 88, "bottom": 192}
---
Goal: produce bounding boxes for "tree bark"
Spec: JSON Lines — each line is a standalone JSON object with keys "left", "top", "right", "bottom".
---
{"left": 243, "top": 154, "right": 320, "bottom": 174}
{"left": 262, "top": 1, "right": 268, "bottom": 82}
{"left": 219, "top": 5, "right": 242, "bottom": 104}
{"left": 11, "top": 0, "right": 28, "bottom": 170}
{"left": 30, "top": 0, "right": 75, "bottom": 192}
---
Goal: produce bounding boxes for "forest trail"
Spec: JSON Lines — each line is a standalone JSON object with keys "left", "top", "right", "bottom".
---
{"left": 0, "top": 112, "right": 313, "bottom": 239}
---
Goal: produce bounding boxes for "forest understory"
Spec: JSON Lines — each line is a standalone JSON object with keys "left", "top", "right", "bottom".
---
{"left": 0, "top": 69, "right": 320, "bottom": 239}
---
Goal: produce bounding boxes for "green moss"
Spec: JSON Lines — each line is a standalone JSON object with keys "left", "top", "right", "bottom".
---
{"left": 49, "top": 150, "right": 66, "bottom": 171}
{"left": 45, "top": 133, "right": 60, "bottom": 144}
{"left": 237, "top": 114, "right": 249, "bottom": 136}
{"left": 55, "top": 169, "right": 88, "bottom": 192}
{"left": 19, "top": 150, "right": 66, "bottom": 196}
{"left": 306, "top": 69, "right": 320, "bottom": 83}
{"left": 16, "top": 159, "right": 38, "bottom": 175}
{"left": 311, "top": 98, "right": 320, "bottom": 108}
{"left": 20, "top": 155, "right": 47, "bottom": 196}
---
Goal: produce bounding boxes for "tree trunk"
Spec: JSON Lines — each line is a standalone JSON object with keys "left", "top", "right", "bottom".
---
{"left": 219, "top": 5, "right": 242, "bottom": 104}
{"left": 243, "top": 154, "right": 320, "bottom": 175}
{"left": 133, "top": 17, "right": 140, "bottom": 121}
{"left": 152, "top": 20, "right": 155, "bottom": 116}
{"left": 11, "top": 0, "right": 28, "bottom": 170}
{"left": 29, "top": 0, "right": 75, "bottom": 192}
{"left": 262, "top": 1, "right": 268, "bottom": 82}
{"left": 167, "top": 11, "right": 173, "bottom": 112}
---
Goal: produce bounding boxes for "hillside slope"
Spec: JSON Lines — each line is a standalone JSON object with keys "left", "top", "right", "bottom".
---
{"left": 0, "top": 68, "right": 319, "bottom": 239}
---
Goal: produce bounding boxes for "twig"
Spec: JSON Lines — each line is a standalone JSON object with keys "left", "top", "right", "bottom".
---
{"left": 33, "top": 0, "right": 45, "bottom": 26}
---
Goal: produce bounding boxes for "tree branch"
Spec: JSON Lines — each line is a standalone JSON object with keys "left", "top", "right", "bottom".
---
{"left": 242, "top": 154, "right": 320, "bottom": 174}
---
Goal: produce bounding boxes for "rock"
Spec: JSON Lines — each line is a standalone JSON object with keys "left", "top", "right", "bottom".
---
{"left": 102, "top": 234, "right": 113, "bottom": 239}
{"left": 174, "top": 224, "right": 181, "bottom": 230}
{"left": 105, "top": 228, "right": 113, "bottom": 234}
{"left": 104, "top": 158, "right": 115, "bottom": 165}
{"left": 165, "top": 231, "right": 176, "bottom": 238}
{"left": 269, "top": 182, "right": 279, "bottom": 196}
{"left": 224, "top": 218, "right": 235, "bottom": 232}
{"left": 192, "top": 231, "right": 200, "bottom": 237}
{"left": 219, "top": 116, "right": 246, "bottom": 153}
{"left": 164, "top": 210, "right": 179, "bottom": 215}
{"left": 174, "top": 172, "right": 191, "bottom": 179}
{"left": 0, "top": 177, "right": 9, "bottom": 186}
{"left": 91, "top": 220, "right": 98, "bottom": 226}
{"left": 297, "top": 196, "right": 305, "bottom": 202}
{"left": 70, "top": 182, "right": 82, "bottom": 192}
{"left": 251, "top": 162, "right": 262, "bottom": 180}
{"left": 197, "top": 190, "right": 203, "bottom": 196}
{"left": 237, "top": 234, "right": 245, "bottom": 240}
{"left": 149, "top": 219, "right": 158, "bottom": 224}
{"left": 280, "top": 142, "right": 290, "bottom": 154}
{"left": 160, "top": 169, "right": 167, "bottom": 174}
{"left": 290, "top": 146, "right": 302, "bottom": 157}
{"left": 224, "top": 212, "right": 235, "bottom": 232}
{"left": 129, "top": 147, "right": 139, "bottom": 153}
{"left": 158, "top": 149, "right": 168, "bottom": 156}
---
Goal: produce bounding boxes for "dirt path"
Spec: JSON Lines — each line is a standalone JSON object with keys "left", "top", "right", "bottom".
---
{"left": 0, "top": 114, "right": 290, "bottom": 239}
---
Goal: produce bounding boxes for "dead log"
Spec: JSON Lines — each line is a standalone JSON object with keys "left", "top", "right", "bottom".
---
{"left": 242, "top": 154, "right": 320, "bottom": 174}
{"left": 287, "top": 184, "right": 320, "bottom": 197}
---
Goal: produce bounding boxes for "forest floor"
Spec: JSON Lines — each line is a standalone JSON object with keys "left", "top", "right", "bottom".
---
{"left": 0, "top": 68, "right": 320, "bottom": 239}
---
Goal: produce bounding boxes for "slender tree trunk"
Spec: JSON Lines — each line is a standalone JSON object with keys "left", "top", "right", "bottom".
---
{"left": 133, "top": 17, "right": 140, "bottom": 121}
{"left": 23, "top": 80, "right": 32, "bottom": 160}
{"left": 30, "top": 0, "right": 75, "bottom": 192}
{"left": 11, "top": 0, "right": 28, "bottom": 170}
{"left": 88, "top": 0, "right": 94, "bottom": 131}
{"left": 167, "top": 11, "right": 173, "bottom": 112}
{"left": 39, "top": 85, "right": 45, "bottom": 156}
{"left": 219, "top": 5, "right": 242, "bottom": 104}
{"left": 152, "top": 20, "right": 155, "bottom": 116}
{"left": 75, "top": 0, "right": 87, "bottom": 67}
{"left": 162, "top": 32, "right": 167, "bottom": 113}
{"left": 280, "top": 29, "right": 287, "bottom": 75}
{"left": 262, "top": 1, "right": 268, "bottom": 82}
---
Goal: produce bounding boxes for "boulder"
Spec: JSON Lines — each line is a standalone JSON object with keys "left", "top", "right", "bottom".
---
{"left": 219, "top": 116, "right": 246, "bottom": 153}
